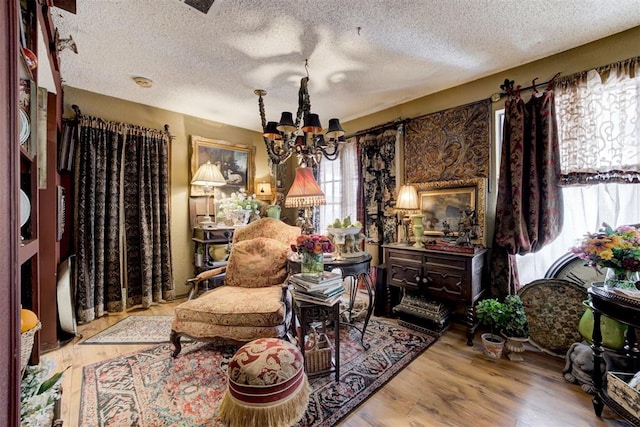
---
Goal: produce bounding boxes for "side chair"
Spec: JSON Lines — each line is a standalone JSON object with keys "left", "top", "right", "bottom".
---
{"left": 170, "top": 218, "right": 300, "bottom": 357}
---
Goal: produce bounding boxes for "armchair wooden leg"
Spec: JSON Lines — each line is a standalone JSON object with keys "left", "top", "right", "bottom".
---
{"left": 170, "top": 330, "right": 182, "bottom": 358}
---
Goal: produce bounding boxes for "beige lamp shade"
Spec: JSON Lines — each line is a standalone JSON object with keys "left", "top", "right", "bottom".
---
{"left": 396, "top": 184, "right": 419, "bottom": 210}
{"left": 285, "top": 167, "right": 326, "bottom": 208}
{"left": 191, "top": 161, "right": 226, "bottom": 187}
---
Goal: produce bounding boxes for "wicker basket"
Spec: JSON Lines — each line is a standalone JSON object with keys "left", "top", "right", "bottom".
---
{"left": 607, "top": 371, "right": 640, "bottom": 418}
{"left": 20, "top": 321, "right": 41, "bottom": 377}
{"left": 305, "top": 332, "right": 333, "bottom": 373}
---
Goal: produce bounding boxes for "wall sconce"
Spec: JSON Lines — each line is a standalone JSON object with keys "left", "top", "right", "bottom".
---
{"left": 256, "top": 181, "right": 272, "bottom": 201}
{"left": 52, "top": 28, "right": 78, "bottom": 54}
{"left": 395, "top": 185, "right": 419, "bottom": 245}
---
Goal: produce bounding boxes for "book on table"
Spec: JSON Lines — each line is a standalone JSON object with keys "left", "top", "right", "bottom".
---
{"left": 290, "top": 272, "right": 343, "bottom": 291}
{"left": 292, "top": 282, "right": 345, "bottom": 298}
{"left": 291, "top": 287, "right": 345, "bottom": 307}
{"left": 297, "top": 271, "right": 343, "bottom": 284}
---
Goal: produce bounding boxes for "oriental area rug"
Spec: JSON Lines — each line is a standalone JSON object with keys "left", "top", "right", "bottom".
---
{"left": 81, "top": 315, "right": 173, "bottom": 344}
{"left": 79, "top": 318, "right": 435, "bottom": 426}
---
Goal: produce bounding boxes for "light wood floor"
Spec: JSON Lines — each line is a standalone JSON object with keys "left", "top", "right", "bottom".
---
{"left": 44, "top": 298, "right": 631, "bottom": 427}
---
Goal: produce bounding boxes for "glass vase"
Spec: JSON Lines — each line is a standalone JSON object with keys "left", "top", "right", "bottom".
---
{"left": 301, "top": 252, "right": 324, "bottom": 277}
{"left": 603, "top": 268, "right": 640, "bottom": 290}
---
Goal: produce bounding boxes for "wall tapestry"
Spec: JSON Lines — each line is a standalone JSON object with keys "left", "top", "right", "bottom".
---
{"left": 404, "top": 99, "right": 490, "bottom": 183}
{"left": 359, "top": 129, "right": 398, "bottom": 255}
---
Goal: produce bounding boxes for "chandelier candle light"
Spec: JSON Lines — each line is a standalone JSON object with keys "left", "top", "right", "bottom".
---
{"left": 191, "top": 161, "right": 227, "bottom": 229}
{"left": 255, "top": 60, "right": 345, "bottom": 167}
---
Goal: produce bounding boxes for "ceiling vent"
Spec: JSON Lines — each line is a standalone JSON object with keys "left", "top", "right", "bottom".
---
{"left": 181, "top": 0, "right": 215, "bottom": 14}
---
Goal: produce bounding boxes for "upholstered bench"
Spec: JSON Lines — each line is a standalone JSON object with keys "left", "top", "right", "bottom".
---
{"left": 218, "top": 337, "right": 310, "bottom": 427}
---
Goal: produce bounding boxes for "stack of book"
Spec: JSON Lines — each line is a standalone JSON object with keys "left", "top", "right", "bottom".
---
{"left": 289, "top": 272, "right": 345, "bottom": 306}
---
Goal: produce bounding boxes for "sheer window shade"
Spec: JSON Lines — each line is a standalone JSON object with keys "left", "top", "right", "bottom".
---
{"left": 318, "top": 139, "right": 358, "bottom": 233}
{"left": 554, "top": 57, "right": 640, "bottom": 184}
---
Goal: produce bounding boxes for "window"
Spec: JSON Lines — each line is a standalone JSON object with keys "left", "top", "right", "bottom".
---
{"left": 317, "top": 141, "right": 358, "bottom": 234}
{"left": 516, "top": 58, "right": 640, "bottom": 285}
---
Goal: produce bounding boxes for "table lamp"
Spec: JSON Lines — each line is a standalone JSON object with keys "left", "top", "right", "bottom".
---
{"left": 395, "top": 184, "right": 420, "bottom": 245}
{"left": 256, "top": 181, "right": 273, "bottom": 201}
{"left": 285, "top": 167, "right": 326, "bottom": 234}
{"left": 191, "top": 161, "right": 227, "bottom": 229}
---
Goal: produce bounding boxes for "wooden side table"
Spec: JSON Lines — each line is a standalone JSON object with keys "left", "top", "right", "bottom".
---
{"left": 291, "top": 297, "right": 340, "bottom": 381}
{"left": 589, "top": 285, "right": 640, "bottom": 425}
{"left": 288, "top": 253, "right": 374, "bottom": 349}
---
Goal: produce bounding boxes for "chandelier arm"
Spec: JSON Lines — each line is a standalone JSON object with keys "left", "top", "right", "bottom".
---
{"left": 254, "top": 89, "right": 267, "bottom": 132}
{"left": 318, "top": 145, "right": 340, "bottom": 161}
{"left": 262, "top": 136, "right": 293, "bottom": 165}
{"left": 296, "top": 77, "right": 310, "bottom": 128}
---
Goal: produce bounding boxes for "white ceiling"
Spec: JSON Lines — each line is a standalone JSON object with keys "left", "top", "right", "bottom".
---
{"left": 52, "top": 0, "right": 640, "bottom": 133}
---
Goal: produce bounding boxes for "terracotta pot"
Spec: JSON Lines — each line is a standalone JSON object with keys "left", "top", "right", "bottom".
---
{"left": 481, "top": 333, "right": 505, "bottom": 359}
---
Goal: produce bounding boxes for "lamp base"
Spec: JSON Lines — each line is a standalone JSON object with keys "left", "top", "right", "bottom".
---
{"left": 199, "top": 216, "right": 217, "bottom": 230}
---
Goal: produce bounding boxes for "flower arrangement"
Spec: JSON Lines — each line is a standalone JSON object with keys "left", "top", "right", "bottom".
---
{"left": 218, "top": 188, "right": 260, "bottom": 215}
{"left": 21, "top": 359, "right": 65, "bottom": 426}
{"left": 291, "top": 234, "right": 335, "bottom": 255}
{"left": 571, "top": 223, "right": 640, "bottom": 272}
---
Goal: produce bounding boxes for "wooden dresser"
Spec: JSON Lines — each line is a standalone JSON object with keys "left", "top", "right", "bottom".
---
{"left": 383, "top": 243, "right": 488, "bottom": 345}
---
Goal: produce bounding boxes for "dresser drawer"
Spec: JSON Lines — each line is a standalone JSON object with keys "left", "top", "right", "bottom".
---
{"left": 388, "top": 259, "right": 421, "bottom": 290}
{"left": 424, "top": 265, "right": 465, "bottom": 301}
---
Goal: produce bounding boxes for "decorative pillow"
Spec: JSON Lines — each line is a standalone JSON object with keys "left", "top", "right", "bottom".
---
{"left": 226, "top": 237, "right": 290, "bottom": 288}
{"left": 233, "top": 217, "right": 300, "bottom": 247}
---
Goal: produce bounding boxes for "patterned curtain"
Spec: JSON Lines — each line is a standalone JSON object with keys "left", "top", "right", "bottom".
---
{"left": 554, "top": 56, "right": 640, "bottom": 184}
{"left": 358, "top": 128, "right": 399, "bottom": 261}
{"left": 490, "top": 89, "right": 563, "bottom": 298}
{"left": 74, "top": 116, "right": 174, "bottom": 323}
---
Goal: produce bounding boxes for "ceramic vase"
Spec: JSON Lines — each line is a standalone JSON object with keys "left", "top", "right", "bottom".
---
{"left": 411, "top": 214, "right": 424, "bottom": 248}
{"left": 301, "top": 252, "right": 324, "bottom": 276}
{"left": 503, "top": 336, "right": 529, "bottom": 362}
{"left": 603, "top": 268, "right": 640, "bottom": 290}
{"left": 481, "top": 333, "right": 505, "bottom": 359}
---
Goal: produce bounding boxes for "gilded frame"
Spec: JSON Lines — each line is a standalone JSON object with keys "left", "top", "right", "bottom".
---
{"left": 190, "top": 135, "right": 255, "bottom": 197}
{"left": 415, "top": 178, "right": 486, "bottom": 245}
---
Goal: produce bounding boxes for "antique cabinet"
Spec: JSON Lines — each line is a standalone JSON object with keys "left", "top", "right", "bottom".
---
{"left": 383, "top": 243, "right": 487, "bottom": 345}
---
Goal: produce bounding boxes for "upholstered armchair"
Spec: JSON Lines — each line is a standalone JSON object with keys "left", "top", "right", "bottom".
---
{"left": 170, "top": 218, "right": 300, "bottom": 357}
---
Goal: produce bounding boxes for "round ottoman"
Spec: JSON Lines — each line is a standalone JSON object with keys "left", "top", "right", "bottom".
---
{"left": 218, "top": 338, "right": 310, "bottom": 427}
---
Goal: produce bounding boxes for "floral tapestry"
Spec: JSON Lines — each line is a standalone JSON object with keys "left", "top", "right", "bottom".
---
{"left": 404, "top": 99, "right": 490, "bottom": 183}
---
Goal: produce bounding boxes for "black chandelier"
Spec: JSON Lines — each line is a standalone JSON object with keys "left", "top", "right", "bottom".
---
{"left": 255, "top": 60, "right": 345, "bottom": 167}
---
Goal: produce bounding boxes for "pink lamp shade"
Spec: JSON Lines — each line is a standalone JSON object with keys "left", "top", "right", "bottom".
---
{"left": 285, "top": 167, "right": 326, "bottom": 208}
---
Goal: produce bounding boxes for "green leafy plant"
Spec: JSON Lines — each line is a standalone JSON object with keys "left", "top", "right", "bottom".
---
{"left": 502, "top": 295, "right": 529, "bottom": 338}
{"left": 476, "top": 295, "right": 529, "bottom": 337}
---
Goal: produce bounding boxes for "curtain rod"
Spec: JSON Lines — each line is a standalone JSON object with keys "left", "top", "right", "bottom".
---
{"left": 72, "top": 103, "right": 173, "bottom": 140}
{"left": 493, "top": 72, "right": 561, "bottom": 101}
{"left": 346, "top": 118, "right": 409, "bottom": 139}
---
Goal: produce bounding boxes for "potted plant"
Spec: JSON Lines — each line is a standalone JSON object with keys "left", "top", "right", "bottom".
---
{"left": 475, "top": 298, "right": 507, "bottom": 359}
{"left": 501, "top": 295, "right": 530, "bottom": 361}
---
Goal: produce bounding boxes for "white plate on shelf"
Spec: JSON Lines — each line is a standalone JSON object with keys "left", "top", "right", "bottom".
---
{"left": 20, "top": 189, "right": 30, "bottom": 228}
{"left": 19, "top": 108, "right": 30, "bottom": 145}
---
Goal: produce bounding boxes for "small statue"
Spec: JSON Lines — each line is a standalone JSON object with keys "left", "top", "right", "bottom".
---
{"left": 442, "top": 220, "right": 452, "bottom": 237}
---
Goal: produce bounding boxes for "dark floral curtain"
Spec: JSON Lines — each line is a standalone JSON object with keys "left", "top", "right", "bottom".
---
{"left": 358, "top": 128, "right": 399, "bottom": 261}
{"left": 490, "top": 88, "right": 563, "bottom": 298}
{"left": 74, "top": 116, "right": 174, "bottom": 323}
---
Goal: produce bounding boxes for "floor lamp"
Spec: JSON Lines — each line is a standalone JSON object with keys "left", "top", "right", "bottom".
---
{"left": 285, "top": 167, "right": 326, "bottom": 234}
{"left": 191, "top": 161, "right": 227, "bottom": 229}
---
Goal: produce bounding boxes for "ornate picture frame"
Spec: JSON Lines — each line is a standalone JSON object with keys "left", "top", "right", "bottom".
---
{"left": 190, "top": 135, "right": 256, "bottom": 197}
{"left": 415, "top": 178, "right": 486, "bottom": 245}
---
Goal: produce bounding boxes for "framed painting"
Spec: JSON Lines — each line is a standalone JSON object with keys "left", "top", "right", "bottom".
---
{"left": 415, "top": 178, "right": 486, "bottom": 244}
{"left": 190, "top": 135, "right": 255, "bottom": 197}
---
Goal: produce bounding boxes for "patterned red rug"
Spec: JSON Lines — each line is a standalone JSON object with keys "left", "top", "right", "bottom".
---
{"left": 80, "top": 318, "right": 435, "bottom": 426}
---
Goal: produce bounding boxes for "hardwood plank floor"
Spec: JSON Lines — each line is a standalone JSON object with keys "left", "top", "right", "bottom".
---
{"left": 44, "top": 299, "right": 631, "bottom": 426}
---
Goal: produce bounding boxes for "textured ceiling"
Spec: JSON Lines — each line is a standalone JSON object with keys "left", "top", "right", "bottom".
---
{"left": 52, "top": 0, "right": 640, "bottom": 133}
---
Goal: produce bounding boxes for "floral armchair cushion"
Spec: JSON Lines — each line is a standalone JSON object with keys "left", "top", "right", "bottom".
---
{"left": 225, "top": 237, "right": 291, "bottom": 288}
